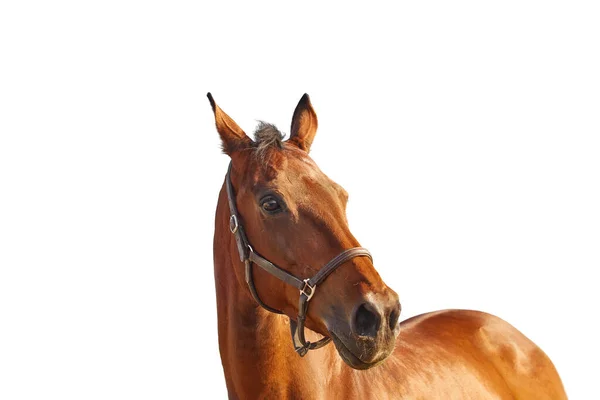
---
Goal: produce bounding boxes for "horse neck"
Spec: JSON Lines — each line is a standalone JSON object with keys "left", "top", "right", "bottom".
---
{"left": 213, "top": 184, "right": 338, "bottom": 397}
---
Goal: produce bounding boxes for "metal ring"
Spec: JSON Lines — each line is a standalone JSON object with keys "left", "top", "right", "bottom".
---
{"left": 300, "top": 279, "right": 316, "bottom": 301}
{"left": 229, "top": 215, "right": 239, "bottom": 234}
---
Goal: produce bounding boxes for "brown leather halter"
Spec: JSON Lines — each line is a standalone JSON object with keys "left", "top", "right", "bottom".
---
{"left": 225, "top": 162, "right": 373, "bottom": 356}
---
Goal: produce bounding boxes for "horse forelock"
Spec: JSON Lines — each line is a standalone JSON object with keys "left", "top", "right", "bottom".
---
{"left": 253, "top": 122, "right": 284, "bottom": 161}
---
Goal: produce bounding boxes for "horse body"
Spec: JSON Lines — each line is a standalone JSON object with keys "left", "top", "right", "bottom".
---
{"left": 215, "top": 185, "right": 565, "bottom": 399}
{"left": 209, "top": 93, "right": 567, "bottom": 399}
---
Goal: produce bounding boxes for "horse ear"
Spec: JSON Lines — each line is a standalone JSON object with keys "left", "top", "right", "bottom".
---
{"left": 207, "top": 93, "right": 252, "bottom": 155}
{"left": 288, "top": 93, "right": 318, "bottom": 153}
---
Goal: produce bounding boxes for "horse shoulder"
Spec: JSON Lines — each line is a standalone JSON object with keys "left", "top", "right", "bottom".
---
{"left": 473, "top": 311, "right": 567, "bottom": 399}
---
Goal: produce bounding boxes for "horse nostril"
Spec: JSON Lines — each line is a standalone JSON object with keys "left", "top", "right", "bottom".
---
{"left": 353, "top": 303, "right": 382, "bottom": 337}
{"left": 388, "top": 304, "right": 400, "bottom": 331}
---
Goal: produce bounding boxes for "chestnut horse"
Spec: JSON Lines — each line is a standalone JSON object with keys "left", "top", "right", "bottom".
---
{"left": 209, "top": 93, "right": 567, "bottom": 399}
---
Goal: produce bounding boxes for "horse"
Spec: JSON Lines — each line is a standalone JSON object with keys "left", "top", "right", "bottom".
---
{"left": 209, "top": 93, "right": 567, "bottom": 399}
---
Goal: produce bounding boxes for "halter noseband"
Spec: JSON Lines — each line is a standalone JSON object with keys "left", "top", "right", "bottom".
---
{"left": 225, "top": 162, "right": 372, "bottom": 356}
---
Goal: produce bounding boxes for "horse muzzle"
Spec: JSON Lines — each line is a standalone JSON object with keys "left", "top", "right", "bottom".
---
{"left": 327, "top": 295, "right": 401, "bottom": 370}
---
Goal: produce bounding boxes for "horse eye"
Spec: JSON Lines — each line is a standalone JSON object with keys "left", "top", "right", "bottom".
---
{"left": 261, "top": 197, "right": 281, "bottom": 213}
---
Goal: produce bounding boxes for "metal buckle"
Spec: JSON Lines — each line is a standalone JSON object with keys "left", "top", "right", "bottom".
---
{"left": 300, "top": 279, "right": 316, "bottom": 301}
{"left": 295, "top": 343, "right": 310, "bottom": 357}
{"left": 229, "top": 215, "right": 239, "bottom": 234}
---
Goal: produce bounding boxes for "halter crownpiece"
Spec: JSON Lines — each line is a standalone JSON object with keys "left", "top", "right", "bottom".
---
{"left": 225, "top": 162, "right": 372, "bottom": 356}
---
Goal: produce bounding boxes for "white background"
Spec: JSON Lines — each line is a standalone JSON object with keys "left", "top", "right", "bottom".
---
{"left": 1, "top": 1, "right": 598, "bottom": 399}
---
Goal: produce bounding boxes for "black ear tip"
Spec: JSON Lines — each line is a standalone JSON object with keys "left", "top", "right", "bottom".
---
{"left": 298, "top": 93, "right": 312, "bottom": 108}
{"left": 207, "top": 92, "right": 216, "bottom": 110}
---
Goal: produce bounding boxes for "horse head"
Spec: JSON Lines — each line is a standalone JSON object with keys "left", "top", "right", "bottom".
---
{"left": 209, "top": 93, "right": 400, "bottom": 369}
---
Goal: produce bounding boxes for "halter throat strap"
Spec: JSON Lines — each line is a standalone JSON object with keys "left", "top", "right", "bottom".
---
{"left": 225, "top": 162, "right": 372, "bottom": 356}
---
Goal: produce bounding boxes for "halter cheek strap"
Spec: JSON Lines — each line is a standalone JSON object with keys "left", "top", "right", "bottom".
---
{"left": 225, "top": 162, "right": 372, "bottom": 356}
